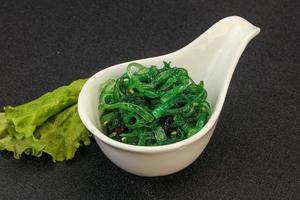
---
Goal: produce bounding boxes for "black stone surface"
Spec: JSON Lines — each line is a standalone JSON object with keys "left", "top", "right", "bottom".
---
{"left": 0, "top": 1, "right": 299, "bottom": 199}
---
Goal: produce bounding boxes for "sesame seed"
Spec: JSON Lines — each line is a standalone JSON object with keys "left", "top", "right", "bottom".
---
{"left": 170, "top": 131, "right": 177, "bottom": 136}
{"left": 128, "top": 88, "right": 134, "bottom": 94}
{"left": 109, "top": 132, "right": 117, "bottom": 137}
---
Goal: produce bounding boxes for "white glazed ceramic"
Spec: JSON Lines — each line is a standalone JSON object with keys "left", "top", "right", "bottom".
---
{"left": 78, "top": 16, "right": 260, "bottom": 176}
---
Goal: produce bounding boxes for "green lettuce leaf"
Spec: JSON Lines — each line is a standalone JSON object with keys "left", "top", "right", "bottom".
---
{"left": 0, "top": 113, "right": 8, "bottom": 139}
{"left": 0, "top": 113, "right": 43, "bottom": 158}
{"left": 34, "top": 104, "right": 91, "bottom": 161}
{"left": 4, "top": 79, "right": 86, "bottom": 139}
{"left": 0, "top": 105, "right": 90, "bottom": 161}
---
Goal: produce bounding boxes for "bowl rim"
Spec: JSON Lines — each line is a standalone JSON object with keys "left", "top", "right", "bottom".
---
{"left": 78, "top": 65, "right": 222, "bottom": 154}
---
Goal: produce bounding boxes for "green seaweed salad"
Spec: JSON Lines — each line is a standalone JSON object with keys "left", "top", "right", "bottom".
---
{"left": 99, "top": 62, "right": 212, "bottom": 146}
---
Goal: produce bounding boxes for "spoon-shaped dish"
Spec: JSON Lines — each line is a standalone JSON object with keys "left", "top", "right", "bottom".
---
{"left": 78, "top": 16, "right": 260, "bottom": 176}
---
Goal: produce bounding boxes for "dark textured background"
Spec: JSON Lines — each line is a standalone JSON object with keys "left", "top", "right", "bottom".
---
{"left": 0, "top": 0, "right": 299, "bottom": 199}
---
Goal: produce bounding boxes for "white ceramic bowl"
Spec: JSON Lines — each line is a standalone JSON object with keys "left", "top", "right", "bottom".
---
{"left": 78, "top": 16, "right": 260, "bottom": 176}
